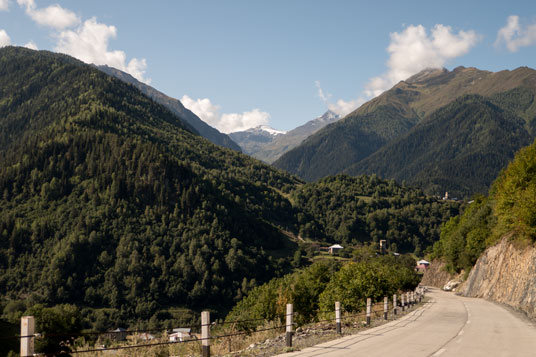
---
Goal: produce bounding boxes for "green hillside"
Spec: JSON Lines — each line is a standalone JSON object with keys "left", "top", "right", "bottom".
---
{"left": 347, "top": 95, "right": 532, "bottom": 198}
{"left": 274, "top": 66, "right": 536, "bottom": 197}
{"left": 431, "top": 138, "right": 536, "bottom": 272}
{"left": 0, "top": 47, "right": 459, "bottom": 331}
{"left": 292, "top": 175, "right": 460, "bottom": 254}
{"left": 274, "top": 102, "right": 419, "bottom": 181}
{"left": 0, "top": 47, "right": 301, "bottom": 323}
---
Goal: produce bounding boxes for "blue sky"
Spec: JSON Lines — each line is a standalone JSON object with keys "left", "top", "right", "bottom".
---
{"left": 1, "top": 1, "right": 535, "bottom": 132}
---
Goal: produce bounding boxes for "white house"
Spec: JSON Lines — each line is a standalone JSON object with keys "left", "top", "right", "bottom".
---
{"left": 328, "top": 244, "right": 343, "bottom": 254}
{"left": 169, "top": 328, "right": 192, "bottom": 342}
{"left": 416, "top": 259, "right": 430, "bottom": 273}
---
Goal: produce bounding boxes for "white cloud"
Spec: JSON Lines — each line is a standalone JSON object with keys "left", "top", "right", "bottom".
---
{"left": 314, "top": 24, "right": 477, "bottom": 117}
{"left": 23, "top": 40, "right": 38, "bottom": 50}
{"left": 17, "top": 0, "right": 79, "bottom": 30}
{"left": 495, "top": 15, "right": 536, "bottom": 52}
{"left": 0, "top": 0, "right": 9, "bottom": 11}
{"left": 55, "top": 17, "right": 149, "bottom": 83}
{"left": 328, "top": 98, "right": 365, "bottom": 117}
{"left": 315, "top": 80, "right": 331, "bottom": 103}
{"left": 365, "top": 24, "right": 478, "bottom": 97}
{"left": 220, "top": 109, "right": 270, "bottom": 133}
{"left": 181, "top": 95, "right": 221, "bottom": 126}
{"left": 0, "top": 29, "right": 11, "bottom": 47}
{"left": 181, "top": 95, "right": 270, "bottom": 133}
{"left": 315, "top": 80, "right": 364, "bottom": 117}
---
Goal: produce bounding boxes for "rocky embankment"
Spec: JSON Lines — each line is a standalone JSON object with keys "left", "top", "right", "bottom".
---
{"left": 458, "top": 237, "right": 536, "bottom": 319}
{"left": 420, "top": 260, "right": 456, "bottom": 288}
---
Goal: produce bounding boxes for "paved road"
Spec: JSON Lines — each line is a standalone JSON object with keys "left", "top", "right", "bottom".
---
{"left": 280, "top": 288, "right": 536, "bottom": 356}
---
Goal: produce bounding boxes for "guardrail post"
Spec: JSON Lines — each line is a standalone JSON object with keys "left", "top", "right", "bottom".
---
{"left": 335, "top": 301, "right": 341, "bottom": 334}
{"left": 401, "top": 293, "right": 405, "bottom": 311}
{"left": 393, "top": 294, "right": 397, "bottom": 315}
{"left": 383, "top": 296, "right": 388, "bottom": 320}
{"left": 20, "top": 316, "right": 34, "bottom": 357}
{"left": 407, "top": 292, "right": 411, "bottom": 308}
{"left": 201, "top": 311, "right": 210, "bottom": 357}
{"left": 366, "top": 298, "right": 371, "bottom": 326}
{"left": 286, "top": 303, "right": 293, "bottom": 347}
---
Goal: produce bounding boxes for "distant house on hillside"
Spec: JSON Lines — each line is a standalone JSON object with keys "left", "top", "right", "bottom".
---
{"left": 415, "top": 259, "right": 430, "bottom": 273}
{"left": 329, "top": 244, "right": 343, "bottom": 254}
{"left": 107, "top": 327, "right": 127, "bottom": 341}
{"left": 169, "top": 328, "right": 192, "bottom": 342}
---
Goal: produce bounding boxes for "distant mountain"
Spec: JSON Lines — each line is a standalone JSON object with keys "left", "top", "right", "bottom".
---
{"left": 274, "top": 66, "right": 536, "bottom": 197}
{"left": 229, "top": 125, "right": 286, "bottom": 158}
{"left": 346, "top": 94, "right": 533, "bottom": 196}
{"left": 98, "top": 65, "right": 241, "bottom": 151}
{"left": 230, "top": 110, "right": 340, "bottom": 163}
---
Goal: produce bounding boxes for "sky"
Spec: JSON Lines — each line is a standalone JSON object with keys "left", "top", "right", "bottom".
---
{"left": 1, "top": 0, "right": 535, "bottom": 133}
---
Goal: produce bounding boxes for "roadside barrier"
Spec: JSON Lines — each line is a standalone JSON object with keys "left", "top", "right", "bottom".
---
{"left": 5, "top": 286, "right": 426, "bottom": 356}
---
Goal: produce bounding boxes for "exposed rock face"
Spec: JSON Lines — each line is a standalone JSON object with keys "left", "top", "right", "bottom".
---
{"left": 420, "top": 260, "right": 456, "bottom": 288}
{"left": 458, "top": 237, "right": 536, "bottom": 319}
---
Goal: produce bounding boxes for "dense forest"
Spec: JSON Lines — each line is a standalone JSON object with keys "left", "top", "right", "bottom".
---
{"left": 431, "top": 138, "right": 536, "bottom": 273}
{"left": 0, "top": 47, "right": 301, "bottom": 329}
{"left": 0, "top": 47, "right": 459, "bottom": 335}
{"left": 348, "top": 94, "right": 533, "bottom": 197}
{"left": 292, "top": 175, "right": 460, "bottom": 255}
{"left": 273, "top": 102, "right": 419, "bottom": 181}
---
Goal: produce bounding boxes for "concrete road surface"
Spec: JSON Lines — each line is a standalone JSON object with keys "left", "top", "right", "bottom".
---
{"left": 279, "top": 288, "right": 536, "bottom": 357}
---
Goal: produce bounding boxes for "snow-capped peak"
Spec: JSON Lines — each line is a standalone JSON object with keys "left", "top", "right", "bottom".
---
{"left": 252, "top": 125, "right": 287, "bottom": 136}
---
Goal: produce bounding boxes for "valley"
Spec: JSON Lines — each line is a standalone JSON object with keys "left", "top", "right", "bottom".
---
{"left": 1, "top": 8, "right": 536, "bottom": 355}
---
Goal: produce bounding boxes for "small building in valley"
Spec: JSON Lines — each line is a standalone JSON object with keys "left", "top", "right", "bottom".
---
{"left": 169, "top": 328, "right": 192, "bottom": 342}
{"left": 328, "top": 244, "right": 344, "bottom": 254}
{"left": 415, "top": 259, "right": 430, "bottom": 273}
{"left": 108, "top": 327, "right": 127, "bottom": 341}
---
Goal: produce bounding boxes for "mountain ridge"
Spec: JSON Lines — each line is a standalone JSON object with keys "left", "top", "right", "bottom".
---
{"left": 274, "top": 66, "right": 536, "bottom": 197}
{"left": 98, "top": 65, "right": 242, "bottom": 151}
{"left": 230, "top": 110, "right": 340, "bottom": 163}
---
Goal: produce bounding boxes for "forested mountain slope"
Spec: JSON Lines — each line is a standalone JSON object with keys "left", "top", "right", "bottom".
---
{"left": 274, "top": 67, "right": 536, "bottom": 198}
{"left": 432, "top": 137, "right": 536, "bottom": 273}
{"left": 0, "top": 47, "right": 300, "bottom": 321}
{"left": 274, "top": 101, "right": 419, "bottom": 180}
{"left": 291, "top": 175, "right": 460, "bottom": 254}
{"left": 347, "top": 95, "right": 533, "bottom": 197}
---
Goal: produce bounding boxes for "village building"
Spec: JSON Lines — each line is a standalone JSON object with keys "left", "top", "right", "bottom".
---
{"left": 107, "top": 327, "right": 127, "bottom": 341}
{"left": 169, "top": 328, "right": 192, "bottom": 342}
{"left": 328, "top": 244, "right": 344, "bottom": 254}
{"left": 415, "top": 259, "right": 430, "bottom": 273}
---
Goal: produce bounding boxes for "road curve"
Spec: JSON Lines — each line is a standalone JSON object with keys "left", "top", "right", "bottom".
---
{"left": 279, "top": 288, "right": 536, "bottom": 357}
